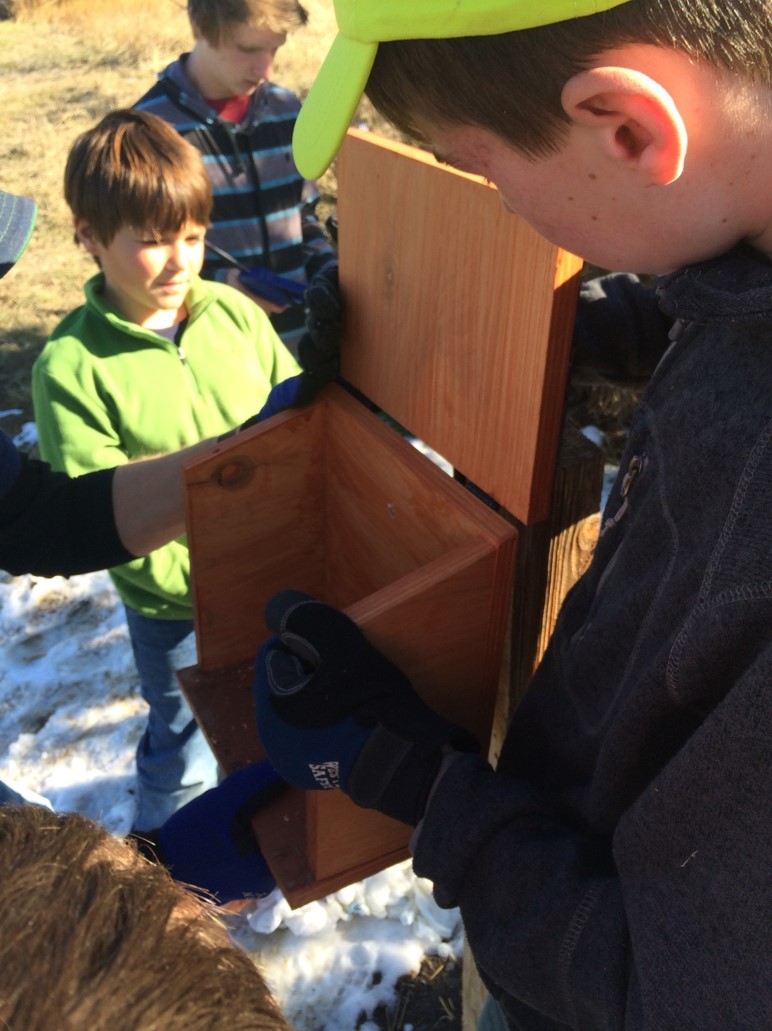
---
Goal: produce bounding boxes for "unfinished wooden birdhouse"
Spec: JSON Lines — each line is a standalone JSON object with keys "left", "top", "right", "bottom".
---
{"left": 178, "top": 129, "right": 582, "bottom": 907}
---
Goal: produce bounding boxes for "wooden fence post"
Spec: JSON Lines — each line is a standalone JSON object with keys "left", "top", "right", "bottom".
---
{"left": 462, "top": 425, "right": 604, "bottom": 1031}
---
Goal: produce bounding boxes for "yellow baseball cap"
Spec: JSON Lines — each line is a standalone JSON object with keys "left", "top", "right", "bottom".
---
{"left": 294, "top": 0, "right": 633, "bottom": 179}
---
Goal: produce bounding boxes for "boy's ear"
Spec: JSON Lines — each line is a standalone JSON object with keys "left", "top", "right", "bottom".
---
{"left": 73, "top": 217, "right": 102, "bottom": 256}
{"left": 187, "top": 10, "right": 206, "bottom": 42}
{"left": 561, "top": 66, "right": 687, "bottom": 185}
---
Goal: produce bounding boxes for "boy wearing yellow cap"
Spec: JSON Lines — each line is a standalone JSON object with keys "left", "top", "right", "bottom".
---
{"left": 253, "top": 2, "right": 772, "bottom": 1028}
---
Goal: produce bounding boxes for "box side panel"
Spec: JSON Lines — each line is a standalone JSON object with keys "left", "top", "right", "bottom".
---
{"left": 337, "top": 129, "right": 583, "bottom": 523}
{"left": 530, "top": 259, "right": 584, "bottom": 500}
{"left": 303, "top": 538, "right": 516, "bottom": 891}
{"left": 177, "top": 661, "right": 263, "bottom": 774}
{"left": 323, "top": 390, "right": 490, "bottom": 607}
{"left": 349, "top": 540, "right": 513, "bottom": 744}
{"left": 184, "top": 406, "right": 327, "bottom": 670}
{"left": 307, "top": 790, "right": 410, "bottom": 887}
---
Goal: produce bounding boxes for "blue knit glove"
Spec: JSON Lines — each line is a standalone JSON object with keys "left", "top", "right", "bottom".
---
{"left": 218, "top": 373, "right": 320, "bottom": 441}
{"left": 253, "top": 591, "right": 478, "bottom": 826}
{"left": 254, "top": 374, "right": 311, "bottom": 422}
{"left": 153, "top": 761, "right": 284, "bottom": 903}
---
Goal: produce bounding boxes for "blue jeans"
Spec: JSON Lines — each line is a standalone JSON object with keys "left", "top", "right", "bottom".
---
{"left": 125, "top": 607, "right": 218, "bottom": 831}
{"left": 478, "top": 996, "right": 511, "bottom": 1031}
{"left": 0, "top": 779, "right": 53, "bottom": 809}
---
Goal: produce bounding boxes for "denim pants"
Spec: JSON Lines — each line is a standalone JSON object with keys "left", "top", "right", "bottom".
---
{"left": 124, "top": 607, "right": 218, "bottom": 831}
{"left": 478, "top": 996, "right": 511, "bottom": 1031}
{"left": 0, "top": 778, "right": 53, "bottom": 809}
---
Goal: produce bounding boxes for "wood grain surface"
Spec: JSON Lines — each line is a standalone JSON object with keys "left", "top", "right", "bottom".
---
{"left": 337, "top": 130, "right": 583, "bottom": 524}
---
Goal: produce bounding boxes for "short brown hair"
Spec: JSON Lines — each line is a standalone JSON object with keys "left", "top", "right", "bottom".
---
{"left": 367, "top": 0, "right": 772, "bottom": 159}
{"left": 64, "top": 108, "right": 212, "bottom": 246}
{"left": 188, "top": 0, "right": 308, "bottom": 45}
{"left": 0, "top": 805, "right": 291, "bottom": 1031}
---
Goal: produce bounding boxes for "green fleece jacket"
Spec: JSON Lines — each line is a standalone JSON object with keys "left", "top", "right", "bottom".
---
{"left": 32, "top": 273, "right": 299, "bottom": 619}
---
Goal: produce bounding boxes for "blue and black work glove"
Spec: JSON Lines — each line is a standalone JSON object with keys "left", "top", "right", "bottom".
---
{"left": 134, "top": 761, "right": 285, "bottom": 903}
{"left": 252, "top": 591, "right": 479, "bottom": 827}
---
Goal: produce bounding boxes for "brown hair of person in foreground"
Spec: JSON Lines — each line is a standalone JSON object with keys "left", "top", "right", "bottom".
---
{"left": 0, "top": 804, "right": 293, "bottom": 1031}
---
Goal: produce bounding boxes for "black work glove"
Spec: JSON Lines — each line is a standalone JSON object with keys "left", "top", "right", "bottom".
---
{"left": 218, "top": 265, "right": 341, "bottom": 442}
{"left": 298, "top": 264, "right": 341, "bottom": 387}
{"left": 252, "top": 591, "right": 478, "bottom": 826}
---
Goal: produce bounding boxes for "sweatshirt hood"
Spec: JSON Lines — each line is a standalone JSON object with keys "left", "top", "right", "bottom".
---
{"left": 159, "top": 56, "right": 271, "bottom": 126}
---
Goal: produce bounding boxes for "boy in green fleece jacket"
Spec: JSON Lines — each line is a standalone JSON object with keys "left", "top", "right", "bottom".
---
{"left": 32, "top": 109, "right": 299, "bottom": 834}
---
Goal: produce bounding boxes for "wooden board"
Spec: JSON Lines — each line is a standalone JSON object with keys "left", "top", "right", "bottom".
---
{"left": 337, "top": 130, "right": 583, "bottom": 525}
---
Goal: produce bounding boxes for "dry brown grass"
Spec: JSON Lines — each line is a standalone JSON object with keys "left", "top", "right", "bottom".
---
{"left": 0, "top": 0, "right": 390, "bottom": 441}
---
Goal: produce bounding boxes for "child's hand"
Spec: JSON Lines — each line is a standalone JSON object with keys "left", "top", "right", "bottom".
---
{"left": 141, "top": 761, "right": 286, "bottom": 903}
{"left": 299, "top": 264, "right": 341, "bottom": 382}
{"left": 218, "top": 370, "right": 330, "bottom": 441}
{"left": 253, "top": 591, "right": 479, "bottom": 826}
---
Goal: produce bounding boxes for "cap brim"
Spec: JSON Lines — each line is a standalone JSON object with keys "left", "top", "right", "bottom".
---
{"left": 293, "top": 34, "right": 376, "bottom": 181}
{"left": 0, "top": 191, "right": 36, "bottom": 280}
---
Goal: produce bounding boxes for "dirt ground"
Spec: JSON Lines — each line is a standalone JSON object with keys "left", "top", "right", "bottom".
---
{"left": 367, "top": 955, "right": 462, "bottom": 1031}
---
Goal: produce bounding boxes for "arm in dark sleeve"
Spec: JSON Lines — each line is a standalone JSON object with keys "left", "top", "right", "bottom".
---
{"left": 411, "top": 647, "right": 771, "bottom": 1029}
{"left": 572, "top": 273, "right": 674, "bottom": 378}
{"left": 0, "top": 447, "right": 133, "bottom": 577}
{"left": 413, "top": 757, "right": 631, "bottom": 1026}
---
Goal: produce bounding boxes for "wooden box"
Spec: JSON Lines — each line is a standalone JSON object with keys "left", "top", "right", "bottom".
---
{"left": 179, "top": 130, "right": 582, "bottom": 907}
{"left": 181, "top": 384, "right": 516, "bottom": 904}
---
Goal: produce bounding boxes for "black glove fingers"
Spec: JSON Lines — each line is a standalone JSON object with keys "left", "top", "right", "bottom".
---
{"left": 275, "top": 595, "right": 364, "bottom": 653}
{"left": 262, "top": 591, "right": 453, "bottom": 740}
{"left": 278, "top": 631, "right": 320, "bottom": 669}
{"left": 301, "top": 265, "right": 342, "bottom": 380}
{"left": 299, "top": 325, "right": 339, "bottom": 364}
{"left": 265, "top": 638, "right": 410, "bottom": 730}
{"left": 265, "top": 593, "right": 372, "bottom": 668}
{"left": 305, "top": 288, "right": 340, "bottom": 324}
{"left": 264, "top": 589, "right": 318, "bottom": 633}
{"left": 304, "top": 264, "right": 340, "bottom": 323}
{"left": 293, "top": 368, "right": 335, "bottom": 406}
{"left": 276, "top": 599, "right": 417, "bottom": 701}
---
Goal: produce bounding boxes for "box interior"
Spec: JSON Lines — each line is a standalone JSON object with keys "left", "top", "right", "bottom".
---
{"left": 188, "top": 386, "right": 498, "bottom": 673}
